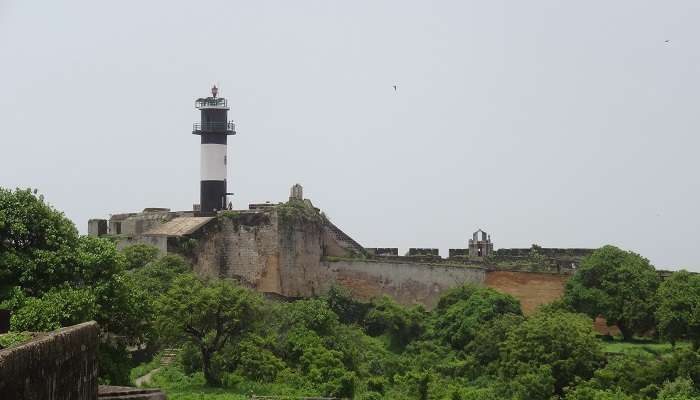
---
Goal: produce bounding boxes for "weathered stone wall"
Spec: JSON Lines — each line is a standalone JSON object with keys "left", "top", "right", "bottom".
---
{"left": 191, "top": 209, "right": 358, "bottom": 298}
{"left": 0, "top": 321, "right": 99, "bottom": 400}
{"left": 192, "top": 212, "right": 281, "bottom": 293}
{"left": 319, "top": 260, "right": 486, "bottom": 308}
{"left": 278, "top": 219, "right": 325, "bottom": 297}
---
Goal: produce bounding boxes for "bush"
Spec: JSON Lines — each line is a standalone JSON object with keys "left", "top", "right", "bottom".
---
{"left": 11, "top": 286, "right": 97, "bottom": 331}
{"left": 121, "top": 244, "right": 160, "bottom": 270}
{"left": 657, "top": 377, "right": 697, "bottom": 400}
{"left": 236, "top": 337, "right": 285, "bottom": 382}
{"left": 98, "top": 343, "right": 132, "bottom": 386}
{"left": 466, "top": 313, "right": 524, "bottom": 368}
{"left": 432, "top": 285, "right": 522, "bottom": 349}
{"left": 564, "top": 386, "right": 634, "bottom": 400}
{"left": 587, "top": 352, "right": 664, "bottom": 396}
{"left": 366, "top": 376, "right": 387, "bottom": 393}
{"left": 364, "top": 295, "right": 425, "bottom": 348}
{"left": 285, "top": 298, "right": 339, "bottom": 336}
{"left": 325, "top": 285, "right": 370, "bottom": 325}
{"left": 500, "top": 310, "right": 604, "bottom": 395}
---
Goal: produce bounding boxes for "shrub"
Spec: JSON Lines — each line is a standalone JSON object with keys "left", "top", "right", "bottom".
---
{"left": 432, "top": 285, "right": 521, "bottom": 349}
{"left": 364, "top": 295, "right": 425, "bottom": 348}
{"left": 500, "top": 310, "right": 604, "bottom": 395}
{"left": 11, "top": 286, "right": 97, "bottom": 331}
{"left": 121, "top": 244, "right": 160, "bottom": 270}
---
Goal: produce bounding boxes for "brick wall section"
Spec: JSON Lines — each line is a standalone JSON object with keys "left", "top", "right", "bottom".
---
{"left": 0, "top": 321, "right": 99, "bottom": 400}
{"left": 484, "top": 271, "right": 569, "bottom": 314}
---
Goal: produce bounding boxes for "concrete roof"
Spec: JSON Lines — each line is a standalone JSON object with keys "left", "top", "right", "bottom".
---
{"left": 142, "top": 216, "right": 214, "bottom": 237}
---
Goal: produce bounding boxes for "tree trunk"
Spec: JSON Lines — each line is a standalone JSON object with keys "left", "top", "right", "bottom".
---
{"left": 201, "top": 348, "right": 218, "bottom": 386}
{"left": 617, "top": 323, "right": 633, "bottom": 341}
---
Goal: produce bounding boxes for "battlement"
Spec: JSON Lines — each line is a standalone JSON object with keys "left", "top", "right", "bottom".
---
{"left": 495, "top": 247, "right": 595, "bottom": 258}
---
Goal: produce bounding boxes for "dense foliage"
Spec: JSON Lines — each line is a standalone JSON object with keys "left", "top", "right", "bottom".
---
{"left": 564, "top": 245, "right": 660, "bottom": 339}
{"left": 656, "top": 270, "right": 700, "bottom": 349}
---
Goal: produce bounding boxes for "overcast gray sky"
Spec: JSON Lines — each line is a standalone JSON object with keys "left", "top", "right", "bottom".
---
{"left": 1, "top": 1, "right": 699, "bottom": 270}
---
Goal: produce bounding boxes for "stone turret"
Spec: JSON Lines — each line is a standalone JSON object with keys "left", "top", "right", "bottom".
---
{"left": 290, "top": 183, "right": 303, "bottom": 201}
{"left": 468, "top": 229, "right": 493, "bottom": 259}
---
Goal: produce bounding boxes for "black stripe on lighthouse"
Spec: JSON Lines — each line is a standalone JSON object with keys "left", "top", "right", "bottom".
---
{"left": 200, "top": 180, "right": 226, "bottom": 212}
{"left": 200, "top": 132, "right": 228, "bottom": 144}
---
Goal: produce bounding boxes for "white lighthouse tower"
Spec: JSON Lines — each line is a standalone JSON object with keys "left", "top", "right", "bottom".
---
{"left": 192, "top": 86, "right": 236, "bottom": 213}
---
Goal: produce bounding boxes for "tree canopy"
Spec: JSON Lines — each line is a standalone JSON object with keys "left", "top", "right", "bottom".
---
{"left": 564, "top": 245, "right": 659, "bottom": 339}
{"left": 656, "top": 270, "right": 700, "bottom": 349}
{"left": 155, "top": 274, "right": 262, "bottom": 385}
{"left": 500, "top": 310, "right": 604, "bottom": 396}
{"left": 432, "top": 284, "right": 522, "bottom": 349}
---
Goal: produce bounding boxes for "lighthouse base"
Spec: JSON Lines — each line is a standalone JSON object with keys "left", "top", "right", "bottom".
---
{"left": 200, "top": 180, "right": 226, "bottom": 213}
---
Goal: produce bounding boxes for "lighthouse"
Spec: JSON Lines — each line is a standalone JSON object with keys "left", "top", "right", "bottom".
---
{"left": 192, "top": 86, "right": 236, "bottom": 213}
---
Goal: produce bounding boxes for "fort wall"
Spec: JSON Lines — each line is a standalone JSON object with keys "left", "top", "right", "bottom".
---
{"left": 183, "top": 209, "right": 582, "bottom": 313}
{"left": 484, "top": 270, "right": 569, "bottom": 314}
{"left": 318, "top": 260, "right": 486, "bottom": 307}
{"left": 0, "top": 321, "right": 99, "bottom": 400}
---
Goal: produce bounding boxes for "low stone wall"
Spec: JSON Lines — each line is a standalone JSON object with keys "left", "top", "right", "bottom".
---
{"left": 319, "top": 260, "right": 486, "bottom": 308}
{"left": 0, "top": 321, "right": 100, "bottom": 400}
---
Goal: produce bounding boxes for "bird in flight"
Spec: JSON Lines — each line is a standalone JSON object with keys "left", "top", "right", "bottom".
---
{"left": 392, "top": 85, "right": 397, "bottom": 91}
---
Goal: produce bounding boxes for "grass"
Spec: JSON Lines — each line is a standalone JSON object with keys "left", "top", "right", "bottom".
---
{"left": 138, "top": 364, "right": 315, "bottom": 400}
{"left": 0, "top": 332, "right": 32, "bottom": 349}
{"left": 130, "top": 352, "right": 164, "bottom": 385}
{"left": 602, "top": 338, "right": 689, "bottom": 357}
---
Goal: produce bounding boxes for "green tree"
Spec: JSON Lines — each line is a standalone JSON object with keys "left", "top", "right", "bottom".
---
{"left": 364, "top": 295, "right": 426, "bottom": 348}
{"left": 284, "top": 298, "right": 339, "bottom": 336}
{"left": 657, "top": 377, "right": 698, "bottom": 400}
{"left": 130, "top": 254, "right": 191, "bottom": 296}
{"left": 10, "top": 286, "right": 97, "bottom": 331}
{"left": 432, "top": 284, "right": 521, "bottom": 349}
{"left": 500, "top": 310, "right": 604, "bottom": 395}
{"left": 465, "top": 312, "right": 524, "bottom": 368}
{"left": 564, "top": 386, "right": 633, "bottom": 400}
{"left": 0, "top": 188, "right": 79, "bottom": 297}
{"left": 656, "top": 270, "right": 700, "bottom": 349}
{"left": 121, "top": 243, "right": 160, "bottom": 270}
{"left": 564, "top": 245, "right": 659, "bottom": 340}
{"left": 585, "top": 351, "right": 664, "bottom": 397}
{"left": 502, "top": 364, "right": 556, "bottom": 400}
{"left": 325, "top": 285, "right": 370, "bottom": 325}
{"left": 155, "top": 274, "right": 262, "bottom": 386}
{"left": 299, "top": 345, "right": 356, "bottom": 398}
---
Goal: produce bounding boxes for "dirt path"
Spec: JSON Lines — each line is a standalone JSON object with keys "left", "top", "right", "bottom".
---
{"left": 134, "top": 348, "right": 179, "bottom": 388}
{"left": 134, "top": 367, "right": 161, "bottom": 387}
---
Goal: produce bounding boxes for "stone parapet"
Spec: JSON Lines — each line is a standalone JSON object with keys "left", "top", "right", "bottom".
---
{"left": 0, "top": 321, "right": 100, "bottom": 400}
